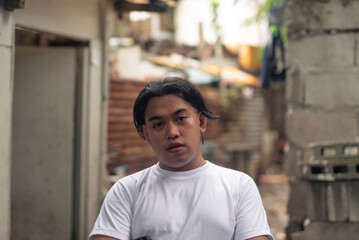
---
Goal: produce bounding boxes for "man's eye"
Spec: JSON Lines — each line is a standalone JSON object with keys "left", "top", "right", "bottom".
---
{"left": 177, "top": 116, "right": 188, "bottom": 122}
{"left": 152, "top": 122, "right": 162, "bottom": 128}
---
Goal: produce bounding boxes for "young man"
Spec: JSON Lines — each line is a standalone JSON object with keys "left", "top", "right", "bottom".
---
{"left": 89, "top": 76, "right": 273, "bottom": 240}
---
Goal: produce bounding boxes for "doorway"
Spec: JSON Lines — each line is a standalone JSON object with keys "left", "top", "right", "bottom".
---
{"left": 11, "top": 27, "right": 88, "bottom": 240}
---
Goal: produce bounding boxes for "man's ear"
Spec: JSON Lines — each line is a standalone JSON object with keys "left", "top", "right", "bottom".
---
{"left": 199, "top": 112, "right": 208, "bottom": 134}
{"left": 142, "top": 125, "right": 151, "bottom": 145}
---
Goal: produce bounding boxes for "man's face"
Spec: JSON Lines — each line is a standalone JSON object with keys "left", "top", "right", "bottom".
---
{"left": 142, "top": 94, "right": 207, "bottom": 171}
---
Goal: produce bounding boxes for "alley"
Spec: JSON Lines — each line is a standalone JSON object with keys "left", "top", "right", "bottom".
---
{"left": 258, "top": 165, "right": 290, "bottom": 240}
{"left": 3, "top": 1, "right": 359, "bottom": 240}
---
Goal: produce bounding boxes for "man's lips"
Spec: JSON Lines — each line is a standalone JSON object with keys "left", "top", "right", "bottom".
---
{"left": 167, "top": 143, "right": 184, "bottom": 152}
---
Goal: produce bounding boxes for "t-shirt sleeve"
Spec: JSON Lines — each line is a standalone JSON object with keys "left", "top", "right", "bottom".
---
{"left": 234, "top": 179, "right": 274, "bottom": 240}
{"left": 89, "top": 180, "right": 134, "bottom": 240}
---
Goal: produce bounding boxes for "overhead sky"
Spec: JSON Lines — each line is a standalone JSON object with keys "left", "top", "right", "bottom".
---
{"left": 174, "top": 0, "right": 269, "bottom": 47}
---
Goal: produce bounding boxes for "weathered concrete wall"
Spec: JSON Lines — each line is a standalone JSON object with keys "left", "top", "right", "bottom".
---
{"left": 285, "top": 0, "right": 359, "bottom": 239}
{"left": 0, "top": 1, "right": 13, "bottom": 239}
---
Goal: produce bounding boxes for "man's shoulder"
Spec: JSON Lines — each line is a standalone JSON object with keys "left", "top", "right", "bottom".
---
{"left": 113, "top": 164, "right": 157, "bottom": 188}
{"left": 206, "top": 162, "right": 253, "bottom": 185}
{"left": 210, "top": 162, "right": 251, "bottom": 176}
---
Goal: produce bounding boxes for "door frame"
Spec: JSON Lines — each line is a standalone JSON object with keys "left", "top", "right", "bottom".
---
{"left": 12, "top": 27, "right": 104, "bottom": 240}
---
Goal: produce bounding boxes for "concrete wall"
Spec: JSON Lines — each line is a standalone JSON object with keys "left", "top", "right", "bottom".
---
{"left": 285, "top": 0, "right": 359, "bottom": 169}
{"left": 0, "top": 1, "right": 14, "bottom": 239}
{"left": 285, "top": 0, "right": 359, "bottom": 239}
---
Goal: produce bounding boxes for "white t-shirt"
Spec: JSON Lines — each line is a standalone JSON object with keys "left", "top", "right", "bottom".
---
{"left": 89, "top": 161, "right": 273, "bottom": 240}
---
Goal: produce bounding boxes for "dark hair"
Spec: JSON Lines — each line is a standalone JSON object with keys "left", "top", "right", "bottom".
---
{"left": 133, "top": 76, "right": 219, "bottom": 139}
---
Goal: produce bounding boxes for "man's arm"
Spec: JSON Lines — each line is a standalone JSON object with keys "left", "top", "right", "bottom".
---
{"left": 234, "top": 178, "right": 273, "bottom": 240}
{"left": 92, "top": 235, "right": 119, "bottom": 240}
{"left": 89, "top": 180, "right": 134, "bottom": 240}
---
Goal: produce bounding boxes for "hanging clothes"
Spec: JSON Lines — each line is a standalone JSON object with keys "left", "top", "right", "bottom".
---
{"left": 261, "top": 24, "right": 287, "bottom": 165}
{"left": 260, "top": 25, "right": 286, "bottom": 89}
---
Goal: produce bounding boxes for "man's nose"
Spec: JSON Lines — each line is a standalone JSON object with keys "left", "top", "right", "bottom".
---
{"left": 167, "top": 122, "right": 180, "bottom": 139}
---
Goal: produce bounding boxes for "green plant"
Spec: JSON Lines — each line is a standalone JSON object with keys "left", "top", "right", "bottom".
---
{"left": 210, "top": 0, "right": 221, "bottom": 37}
{"left": 244, "top": 0, "right": 286, "bottom": 25}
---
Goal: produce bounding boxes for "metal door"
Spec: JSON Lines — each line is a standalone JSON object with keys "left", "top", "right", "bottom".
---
{"left": 11, "top": 46, "right": 77, "bottom": 240}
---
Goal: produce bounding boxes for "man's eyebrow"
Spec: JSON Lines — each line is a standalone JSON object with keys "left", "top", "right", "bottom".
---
{"left": 174, "top": 108, "right": 187, "bottom": 115}
{"left": 148, "top": 115, "right": 161, "bottom": 122}
{"left": 147, "top": 108, "right": 188, "bottom": 122}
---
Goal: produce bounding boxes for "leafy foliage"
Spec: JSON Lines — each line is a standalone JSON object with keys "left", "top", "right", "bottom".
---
{"left": 244, "top": 0, "right": 286, "bottom": 25}
{"left": 210, "top": 0, "right": 221, "bottom": 36}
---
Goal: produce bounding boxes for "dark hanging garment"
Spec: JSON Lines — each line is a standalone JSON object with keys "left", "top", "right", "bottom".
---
{"left": 260, "top": 26, "right": 286, "bottom": 89}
